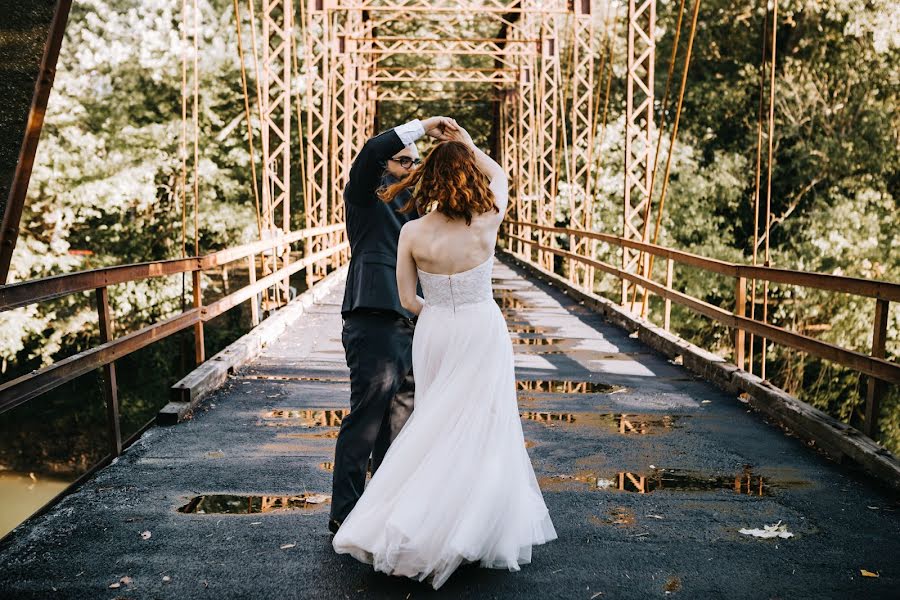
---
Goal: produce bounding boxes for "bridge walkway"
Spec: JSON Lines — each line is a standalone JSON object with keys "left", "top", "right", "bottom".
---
{"left": 0, "top": 257, "right": 897, "bottom": 599}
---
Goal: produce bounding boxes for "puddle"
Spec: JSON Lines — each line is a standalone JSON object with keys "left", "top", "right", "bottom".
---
{"left": 259, "top": 409, "right": 349, "bottom": 427}
{"left": 177, "top": 493, "right": 330, "bottom": 514}
{"left": 540, "top": 466, "right": 810, "bottom": 495}
{"left": 516, "top": 347, "right": 643, "bottom": 361}
{"left": 494, "top": 290, "right": 538, "bottom": 310}
{"left": 521, "top": 411, "right": 684, "bottom": 434}
{"left": 320, "top": 460, "right": 373, "bottom": 479}
{"left": 241, "top": 375, "right": 350, "bottom": 383}
{"left": 507, "top": 323, "right": 557, "bottom": 334}
{"left": 276, "top": 431, "right": 339, "bottom": 439}
{"left": 510, "top": 337, "right": 570, "bottom": 346}
{"left": 257, "top": 441, "right": 325, "bottom": 453}
{"left": 516, "top": 379, "right": 623, "bottom": 394}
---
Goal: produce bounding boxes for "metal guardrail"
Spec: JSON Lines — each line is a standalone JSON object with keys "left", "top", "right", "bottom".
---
{"left": 504, "top": 221, "right": 898, "bottom": 438}
{"left": 0, "top": 223, "right": 347, "bottom": 460}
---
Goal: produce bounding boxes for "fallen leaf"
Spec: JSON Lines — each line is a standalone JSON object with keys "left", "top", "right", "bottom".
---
{"left": 141, "top": 530, "right": 152, "bottom": 540}
{"left": 162, "top": 575, "right": 171, "bottom": 582}
{"left": 119, "top": 576, "right": 133, "bottom": 585}
{"left": 739, "top": 520, "right": 794, "bottom": 539}
{"left": 860, "top": 569, "right": 879, "bottom": 578}
{"left": 304, "top": 494, "right": 331, "bottom": 504}
{"left": 109, "top": 583, "right": 121, "bottom": 589}
{"left": 280, "top": 543, "right": 296, "bottom": 549}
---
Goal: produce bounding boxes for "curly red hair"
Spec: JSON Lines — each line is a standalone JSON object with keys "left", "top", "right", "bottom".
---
{"left": 377, "top": 140, "right": 499, "bottom": 225}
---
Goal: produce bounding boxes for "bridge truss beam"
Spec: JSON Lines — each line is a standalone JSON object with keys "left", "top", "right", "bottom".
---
{"left": 298, "top": 0, "right": 615, "bottom": 300}
{"left": 623, "top": 0, "right": 656, "bottom": 307}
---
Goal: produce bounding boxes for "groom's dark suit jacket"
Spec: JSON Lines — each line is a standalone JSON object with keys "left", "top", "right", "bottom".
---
{"left": 341, "top": 127, "right": 421, "bottom": 319}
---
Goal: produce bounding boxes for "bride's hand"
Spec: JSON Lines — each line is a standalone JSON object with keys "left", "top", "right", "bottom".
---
{"left": 442, "top": 120, "right": 474, "bottom": 146}
{"left": 422, "top": 116, "right": 458, "bottom": 141}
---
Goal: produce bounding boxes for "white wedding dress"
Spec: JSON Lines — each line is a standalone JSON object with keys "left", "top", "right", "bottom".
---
{"left": 332, "top": 253, "right": 557, "bottom": 589}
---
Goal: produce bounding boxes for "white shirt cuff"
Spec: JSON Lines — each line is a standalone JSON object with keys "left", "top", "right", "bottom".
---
{"left": 394, "top": 119, "right": 426, "bottom": 146}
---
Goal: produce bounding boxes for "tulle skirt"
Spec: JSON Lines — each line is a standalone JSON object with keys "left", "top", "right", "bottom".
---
{"left": 332, "top": 299, "right": 557, "bottom": 589}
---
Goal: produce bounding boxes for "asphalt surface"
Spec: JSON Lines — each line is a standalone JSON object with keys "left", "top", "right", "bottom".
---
{"left": 1, "top": 257, "right": 898, "bottom": 599}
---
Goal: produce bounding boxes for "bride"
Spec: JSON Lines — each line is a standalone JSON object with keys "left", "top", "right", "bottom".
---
{"left": 331, "top": 120, "right": 557, "bottom": 589}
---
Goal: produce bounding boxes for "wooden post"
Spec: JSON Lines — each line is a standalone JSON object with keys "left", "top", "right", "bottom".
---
{"left": 664, "top": 257, "right": 673, "bottom": 331}
{"left": 734, "top": 277, "right": 747, "bottom": 369}
{"left": 96, "top": 287, "right": 121, "bottom": 457}
{"left": 192, "top": 270, "right": 205, "bottom": 364}
{"left": 248, "top": 253, "right": 260, "bottom": 326}
{"left": 864, "top": 299, "right": 889, "bottom": 438}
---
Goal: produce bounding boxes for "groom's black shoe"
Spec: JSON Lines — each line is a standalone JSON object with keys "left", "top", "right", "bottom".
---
{"left": 328, "top": 518, "right": 342, "bottom": 534}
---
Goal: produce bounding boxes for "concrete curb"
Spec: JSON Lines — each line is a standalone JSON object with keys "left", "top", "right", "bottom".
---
{"left": 156, "top": 265, "right": 349, "bottom": 425}
{"left": 498, "top": 249, "right": 900, "bottom": 492}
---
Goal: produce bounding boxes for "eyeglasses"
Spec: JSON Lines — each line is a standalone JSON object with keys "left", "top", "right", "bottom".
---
{"left": 388, "top": 156, "right": 422, "bottom": 169}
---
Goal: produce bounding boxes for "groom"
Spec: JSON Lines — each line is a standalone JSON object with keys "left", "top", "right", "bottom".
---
{"left": 329, "top": 116, "right": 457, "bottom": 533}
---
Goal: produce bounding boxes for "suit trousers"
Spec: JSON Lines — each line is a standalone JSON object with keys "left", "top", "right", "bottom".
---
{"left": 330, "top": 310, "right": 415, "bottom": 523}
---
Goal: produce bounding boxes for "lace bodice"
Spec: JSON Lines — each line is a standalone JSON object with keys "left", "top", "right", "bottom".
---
{"left": 417, "top": 255, "right": 494, "bottom": 312}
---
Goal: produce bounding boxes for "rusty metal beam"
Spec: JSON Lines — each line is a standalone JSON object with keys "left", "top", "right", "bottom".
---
{"left": 506, "top": 221, "right": 900, "bottom": 302}
{"left": 0, "top": 239, "right": 348, "bottom": 416}
{"left": 0, "top": 223, "right": 344, "bottom": 312}
{"left": 505, "top": 227, "right": 900, "bottom": 385}
{"left": 0, "top": 0, "right": 74, "bottom": 284}
{"left": 567, "top": 0, "right": 596, "bottom": 291}
{"left": 622, "top": 0, "right": 656, "bottom": 307}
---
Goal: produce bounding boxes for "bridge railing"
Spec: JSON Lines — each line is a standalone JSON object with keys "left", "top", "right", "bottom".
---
{"left": 504, "top": 221, "right": 899, "bottom": 438}
{"left": 0, "top": 224, "right": 347, "bottom": 483}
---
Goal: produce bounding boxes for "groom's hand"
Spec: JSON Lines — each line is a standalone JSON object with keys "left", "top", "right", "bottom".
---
{"left": 422, "top": 116, "right": 457, "bottom": 141}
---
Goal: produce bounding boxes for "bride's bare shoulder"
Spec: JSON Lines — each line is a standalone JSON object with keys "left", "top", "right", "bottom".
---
{"left": 400, "top": 216, "right": 432, "bottom": 248}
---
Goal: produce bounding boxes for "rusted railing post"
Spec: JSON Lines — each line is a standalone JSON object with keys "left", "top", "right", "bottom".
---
{"left": 664, "top": 257, "right": 673, "bottom": 331}
{"left": 281, "top": 239, "right": 291, "bottom": 301}
{"left": 248, "top": 253, "right": 259, "bottom": 326}
{"left": 95, "top": 287, "right": 121, "bottom": 457}
{"left": 734, "top": 277, "right": 747, "bottom": 370}
{"left": 192, "top": 270, "right": 205, "bottom": 364}
{"left": 864, "top": 299, "right": 889, "bottom": 438}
